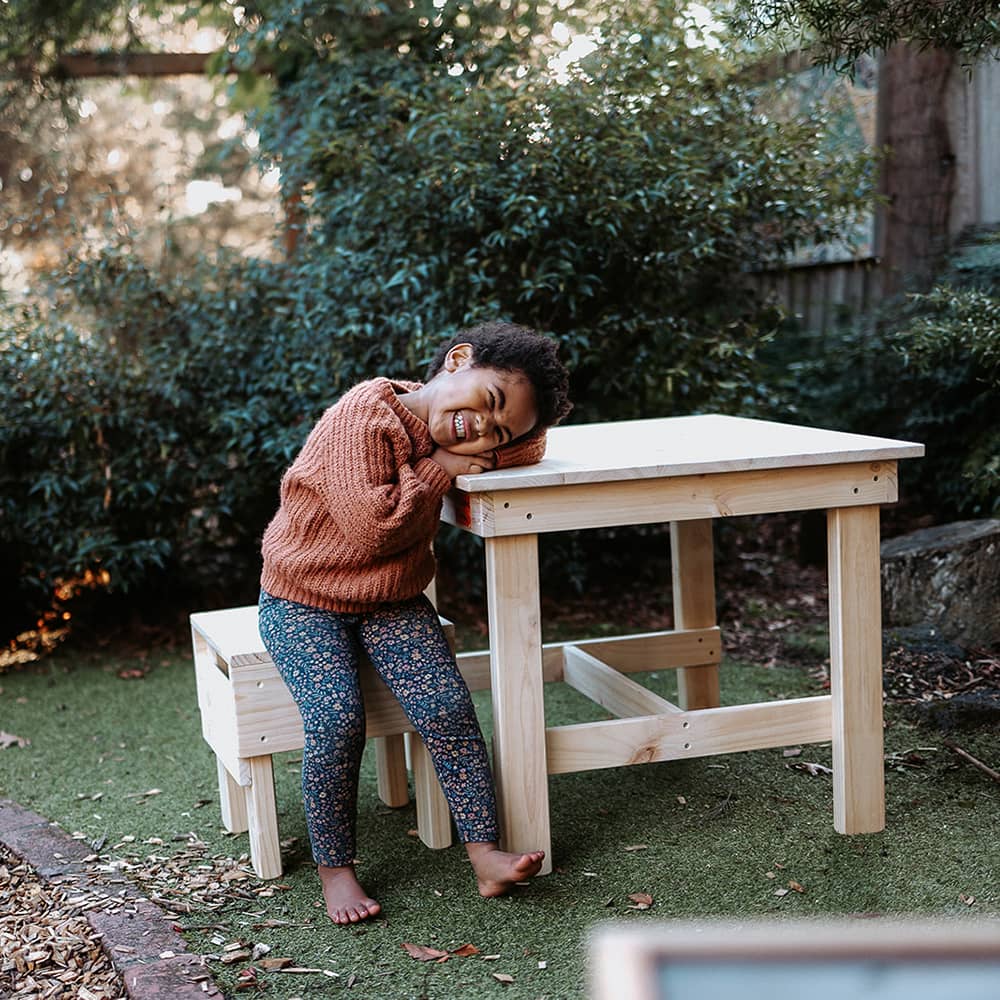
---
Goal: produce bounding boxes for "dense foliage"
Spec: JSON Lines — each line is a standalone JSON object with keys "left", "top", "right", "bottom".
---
{"left": 242, "top": 0, "right": 871, "bottom": 422}
{"left": 0, "top": 251, "right": 314, "bottom": 633}
{"left": 1, "top": 1, "right": 877, "bottom": 635}
{"left": 769, "top": 231, "right": 1000, "bottom": 519}
{"left": 729, "top": 0, "right": 1000, "bottom": 68}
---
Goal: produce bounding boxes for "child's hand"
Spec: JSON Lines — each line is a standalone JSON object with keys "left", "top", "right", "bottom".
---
{"left": 431, "top": 447, "right": 496, "bottom": 479}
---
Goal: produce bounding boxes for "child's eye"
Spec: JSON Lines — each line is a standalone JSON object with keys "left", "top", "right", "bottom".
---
{"left": 487, "top": 390, "right": 495, "bottom": 409}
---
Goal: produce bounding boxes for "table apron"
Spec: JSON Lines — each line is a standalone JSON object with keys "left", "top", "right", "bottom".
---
{"left": 442, "top": 461, "right": 897, "bottom": 536}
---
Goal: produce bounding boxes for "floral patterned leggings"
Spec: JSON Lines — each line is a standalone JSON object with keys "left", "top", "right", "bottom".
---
{"left": 257, "top": 590, "right": 499, "bottom": 867}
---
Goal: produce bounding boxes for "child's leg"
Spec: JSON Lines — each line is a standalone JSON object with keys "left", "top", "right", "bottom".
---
{"left": 357, "top": 595, "right": 544, "bottom": 895}
{"left": 257, "top": 591, "right": 380, "bottom": 923}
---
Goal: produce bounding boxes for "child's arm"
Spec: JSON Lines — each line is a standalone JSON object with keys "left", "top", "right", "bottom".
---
{"left": 313, "top": 406, "right": 453, "bottom": 557}
{"left": 492, "top": 427, "right": 547, "bottom": 469}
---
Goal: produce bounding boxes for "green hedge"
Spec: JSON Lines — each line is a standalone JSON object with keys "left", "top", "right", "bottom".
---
{"left": 1, "top": 2, "right": 876, "bottom": 635}
{"left": 1, "top": 250, "right": 325, "bottom": 631}
{"left": 765, "top": 232, "right": 1000, "bottom": 519}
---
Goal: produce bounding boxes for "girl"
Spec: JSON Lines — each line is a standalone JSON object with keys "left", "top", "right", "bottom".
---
{"left": 258, "top": 321, "right": 572, "bottom": 924}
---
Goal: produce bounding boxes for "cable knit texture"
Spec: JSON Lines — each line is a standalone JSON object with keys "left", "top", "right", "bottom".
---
{"left": 261, "top": 377, "right": 546, "bottom": 612}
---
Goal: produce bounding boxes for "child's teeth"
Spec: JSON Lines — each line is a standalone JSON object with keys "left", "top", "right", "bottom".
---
{"left": 456, "top": 414, "right": 465, "bottom": 439}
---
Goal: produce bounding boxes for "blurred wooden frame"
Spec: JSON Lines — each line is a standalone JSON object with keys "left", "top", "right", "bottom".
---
{"left": 589, "top": 920, "right": 1000, "bottom": 1000}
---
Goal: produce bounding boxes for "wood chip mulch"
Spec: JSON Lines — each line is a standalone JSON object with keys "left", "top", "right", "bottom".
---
{"left": 0, "top": 821, "right": 274, "bottom": 999}
{"left": 0, "top": 844, "right": 127, "bottom": 1000}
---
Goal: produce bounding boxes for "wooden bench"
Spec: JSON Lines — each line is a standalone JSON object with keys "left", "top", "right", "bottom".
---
{"left": 190, "top": 605, "right": 454, "bottom": 879}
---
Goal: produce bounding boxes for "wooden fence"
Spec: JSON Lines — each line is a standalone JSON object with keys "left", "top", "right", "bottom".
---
{"left": 746, "top": 257, "right": 881, "bottom": 334}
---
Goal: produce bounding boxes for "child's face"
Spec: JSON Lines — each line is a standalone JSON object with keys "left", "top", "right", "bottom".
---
{"left": 427, "top": 344, "right": 538, "bottom": 455}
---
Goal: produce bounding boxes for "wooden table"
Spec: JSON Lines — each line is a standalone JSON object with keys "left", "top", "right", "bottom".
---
{"left": 441, "top": 415, "right": 923, "bottom": 875}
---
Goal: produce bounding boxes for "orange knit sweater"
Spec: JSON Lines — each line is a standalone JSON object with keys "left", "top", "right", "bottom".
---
{"left": 260, "top": 377, "right": 546, "bottom": 612}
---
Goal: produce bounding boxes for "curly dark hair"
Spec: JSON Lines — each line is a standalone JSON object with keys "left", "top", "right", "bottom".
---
{"left": 426, "top": 321, "right": 572, "bottom": 431}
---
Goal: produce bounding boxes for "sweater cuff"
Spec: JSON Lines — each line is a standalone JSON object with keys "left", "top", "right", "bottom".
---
{"left": 494, "top": 427, "right": 547, "bottom": 469}
{"left": 414, "top": 456, "right": 455, "bottom": 495}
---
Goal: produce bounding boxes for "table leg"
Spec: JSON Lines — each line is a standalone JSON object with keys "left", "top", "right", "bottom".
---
{"left": 485, "top": 533, "right": 552, "bottom": 873}
{"left": 670, "top": 519, "right": 720, "bottom": 709}
{"left": 827, "top": 505, "right": 885, "bottom": 834}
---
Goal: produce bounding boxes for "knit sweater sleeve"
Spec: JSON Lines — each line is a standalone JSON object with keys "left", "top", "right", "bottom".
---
{"left": 311, "top": 392, "right": 453, "bottom": 557}
{"left": 493, "top": 427, "right": 547, "bottom": 469}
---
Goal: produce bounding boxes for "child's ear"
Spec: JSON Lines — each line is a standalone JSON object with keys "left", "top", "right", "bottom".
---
{"left": 444, "top": 343, "right": 474, "bottom": 372}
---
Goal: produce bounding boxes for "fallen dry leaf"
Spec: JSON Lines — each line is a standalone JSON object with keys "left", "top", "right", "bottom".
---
{"left": 235, "top": 967, "right": 260, "bottom": 992}
{"left": 401, "top": 942, "right": 450, "bottom": 962}
{"left": 960, "top": 893, "right": 976, "bottom": 906}
{"left": 0, "top": 730, "right": 29, "bottom": 749}
{"left": 259, "top": 957, "right": 294, "bottom": 970}
{"left": 219, "top": 949, "right": 252, "bottom": 964}
{"left": 623, "top": 844, "right": 648, "bottom": 852}
{"left": 451, "top": 943, "right": 480, "bottom": 957}
{"left": 627, "top": 892, "right": 654, "bottom": 909}
{"left": 774, "top": 888, "right": 790, "bottom": 897}
{"left": 792, "top": 761, "right": 833, "bottom": 776}
{"left": 788, "top": 880, "right": 806, "bottom": 893}
{"left": 493, "top": 973, "right": 515, "bottom": 984}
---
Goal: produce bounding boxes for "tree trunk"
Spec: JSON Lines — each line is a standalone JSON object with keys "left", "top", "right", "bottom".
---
{"left": 875, "top": 44, "right": 957, "bottom": 295}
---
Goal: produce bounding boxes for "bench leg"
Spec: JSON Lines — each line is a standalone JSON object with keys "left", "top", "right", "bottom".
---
{"left": 245, "top": 755, "right": 283, "bottom": 879}
{"left": 216, "top": 757, "right": 249, "bottom": 834}
{"left": 375, "top": 734, "right": 410, "bottom": 807}
{"left": 408, "top": 732, "right": 452, "bottom": 849}
{"left": 671, "top": 519, "right": 720, "bottom": 710}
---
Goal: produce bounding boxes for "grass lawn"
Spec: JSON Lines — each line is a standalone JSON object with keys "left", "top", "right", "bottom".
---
{"left": 2, "top": 615, "right": 998, "bottom": 999}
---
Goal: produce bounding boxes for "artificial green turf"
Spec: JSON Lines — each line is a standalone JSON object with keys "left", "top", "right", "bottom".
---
{"left": 1, "top": 637, "right": 998, "bottom": 999}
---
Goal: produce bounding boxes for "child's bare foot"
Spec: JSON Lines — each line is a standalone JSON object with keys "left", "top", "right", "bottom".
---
{"left": 465, "top": 842, "right": 545, "bottom": 898}
{"left": 318, "top": 864, "right": 381, "bottom": 924}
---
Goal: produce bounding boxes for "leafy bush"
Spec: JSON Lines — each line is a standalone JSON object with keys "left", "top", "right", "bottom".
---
{"left": 243, "top": 0, "right": 871, "bottom": 422}
{"left": 765, "top": 232, "right": 1000, "bottom": 519}
{"left": 2, "top": 1, "right": 875, "bottom": 633}
{"left": 897, "top": 283, "right": 1000, "bottom": 515}
{"left": 0, "top": 246, "right": 341, "bottom": 632}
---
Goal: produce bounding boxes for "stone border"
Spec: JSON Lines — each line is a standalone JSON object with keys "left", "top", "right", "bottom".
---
{"left": 0, "top": 798, "right": 223, "bottom": 999}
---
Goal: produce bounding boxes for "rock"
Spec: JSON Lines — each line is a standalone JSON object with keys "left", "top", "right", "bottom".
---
{"left": 880, "top": 519, "right": 1000, "bottom": 648}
